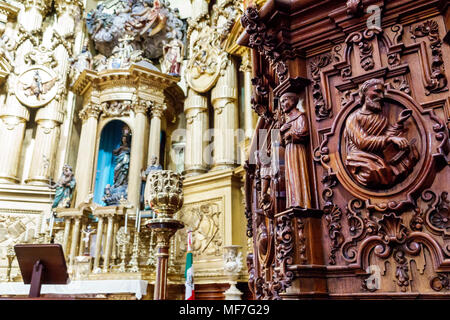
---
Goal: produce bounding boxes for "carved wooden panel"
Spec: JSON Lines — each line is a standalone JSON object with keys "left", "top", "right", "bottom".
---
{"left": 241, "top": 0, "right": 450, "bottom": 299}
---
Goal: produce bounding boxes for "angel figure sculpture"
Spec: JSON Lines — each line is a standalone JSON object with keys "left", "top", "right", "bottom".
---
{"left": 21, "top": 70, "right": 57, "bottom": 101}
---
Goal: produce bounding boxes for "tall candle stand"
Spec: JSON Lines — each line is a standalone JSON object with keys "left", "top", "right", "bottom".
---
{"left": 145, "top": 170, "right": 184, "bottom": 300}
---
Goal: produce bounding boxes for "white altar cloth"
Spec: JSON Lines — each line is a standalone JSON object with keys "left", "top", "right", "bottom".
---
{"left": 0, "top": 280, "right": 148, "bottom": 299}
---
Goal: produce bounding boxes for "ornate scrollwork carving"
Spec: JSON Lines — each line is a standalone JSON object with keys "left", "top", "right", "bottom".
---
{"left": 411, "top": 20, "right": 448, "bottom": 95}
{"left": 430, "top": 273, "right": 450, "bottom": 291}
{"left": 422, "top": 190, "right": 450, "bottom": 237}
{"left": 270, "top": 213, "right": 295, "bottom": 300}
{"left": 241, "top": 6, "right": 289, "bottom": 83}
{"left": 346, "top": 27, "right": 381, "bottom": 71}
{"left": 310, "top": 54, "right": 332, "bottom": 121}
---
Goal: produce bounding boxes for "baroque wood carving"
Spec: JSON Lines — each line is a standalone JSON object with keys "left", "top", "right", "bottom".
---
{"left": 241, "top": 0, "right": 450, "bottom": 299}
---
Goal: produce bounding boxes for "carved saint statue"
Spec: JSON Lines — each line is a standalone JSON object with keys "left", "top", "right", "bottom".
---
{"left": 279, "top": 92, "right": 312, "bottom": 209}
{"left": 103, "top": 125, "right": 131, "bottom": 206}
{"left": 69, "top": 39, "right": 93, "bottom": 82}
{"left": 344, "top": 79, "right": 419, "bottom": 188}
{"left": 161, "top": 37, "right": 184, "bottom": 76}
{"left": 51, "top": 165, "right": 76, "bottom": 209}
{"left": 255, "top": 150, "right": 272, "bottom": 214}
{"left": 113, "top": 126, "right": 131, "bottom": 188}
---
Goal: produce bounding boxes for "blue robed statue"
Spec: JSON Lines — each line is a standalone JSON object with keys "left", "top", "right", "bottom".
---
{"left": 52, "top": 164, "right": 76, "bottom": 208}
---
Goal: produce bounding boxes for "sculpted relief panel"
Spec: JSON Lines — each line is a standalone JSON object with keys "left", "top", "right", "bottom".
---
{"left": 175, "top": 198, "right": 223, "bottom": 263}
{"left": 243, "top": 2, "right": 450, "bottom": 298}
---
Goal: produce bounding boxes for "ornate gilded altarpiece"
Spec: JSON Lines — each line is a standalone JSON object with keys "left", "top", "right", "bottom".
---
{"left": 240, "top": 0, "right": 450, "bottom": 299}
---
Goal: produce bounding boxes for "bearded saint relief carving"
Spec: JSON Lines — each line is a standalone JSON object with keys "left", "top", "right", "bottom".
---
{"left": 280, "top": 92, "right": 312, "bottom": 209}
{"left": 343, "top": 79, "right": 419, "bottom": 189}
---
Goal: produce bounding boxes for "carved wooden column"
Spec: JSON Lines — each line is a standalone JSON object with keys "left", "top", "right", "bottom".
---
{"left": 147, "top": 104, "right": 165, "bottom": 165}
{"left": 184, "top": 89, "right": 208, "bottom": 176}
{"left": 128, "top": 101, "right": 150, "bottom": 208}
{"left": 75, "top": 104, "right": 101, "bottom": 206}
{"left": 211, "top": 58, "right": 239, "bottom": 170}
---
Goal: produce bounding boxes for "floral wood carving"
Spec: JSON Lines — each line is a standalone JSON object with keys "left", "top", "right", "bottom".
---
{"left": 346, "top": 27, "right": 381, "bottom": 71}
{"left": 241, "top": 6, "right": 290, "bottom": 83}
{"left": 411, "top": 20, "right": 448, "bottom": 95}
{"left": 430, "top": 273, "right": 450, "bottom": 291}
{"left": 422, "top": 190, "right": 450, "bottom": 237}
{"left": 310, "top": 54, "right": 333, "bottom": 121}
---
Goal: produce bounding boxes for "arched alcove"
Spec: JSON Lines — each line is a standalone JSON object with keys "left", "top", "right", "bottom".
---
{"left": 94, "top": 120, "right": 131, "bottom": 205}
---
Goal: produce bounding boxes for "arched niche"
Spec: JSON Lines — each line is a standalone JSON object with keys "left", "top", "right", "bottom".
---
{"left": 93, "top": 119, "right": 132, "bottom": 205}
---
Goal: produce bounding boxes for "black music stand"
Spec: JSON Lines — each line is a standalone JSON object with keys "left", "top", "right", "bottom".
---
{"left": 14, "top": 244, "right": 69, "bottom": 298}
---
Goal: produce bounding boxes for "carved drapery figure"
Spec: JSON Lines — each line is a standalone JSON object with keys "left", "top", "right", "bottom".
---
{"left": 102, "top": 125, "right": 131, "bottom": 206}
{"left": 161, "top": 37, "right": 184, "bottom": 76}
{"left": 255, "top": 150, "right": 272, "bottom": 213}
{"left": 51, "top": 165, "right": 76, "bottom": 209}
{"left": 344, "top": 79, "right": 419, "bottom": 188}
{"left": 69, "top": 39, "right": 93, "bottom": 82}
{"left": 280, "top": 92, "right": 311, "bottom": 209}
{"left": 113, "top": 126, "right": 131, "bottom": 188}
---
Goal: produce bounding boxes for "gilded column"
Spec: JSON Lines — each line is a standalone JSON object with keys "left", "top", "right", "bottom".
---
{"left": 184, "top": 89, "right": 208, "bottom": 176}
{"left": 128, "top": 101, "right": 150, "bottom": 208}
{"left": 240, "top": 50, "right": 255, "bottom": 139}
{"left": 103, "top": 216, "right": 114, "bottom": 272}
{"left": 0, "top": 111, "right": 28, "bottom": 183}
{"left": 0, "top": 0, "right": 50, "bottom": 183}
{"left": 75, "top": 104, "right": 101, "bottom": 206}
{"left": 26, "top": 0, "right": 82, "bottom": 185}
{"left": 211, "top": 58, "right": 239, "bottom": 170}
{"left": 62, "top": 218, "right": 72, "bottom": 257}
{"left": 26, "top": 112, "right": 63, "bottom": 185}
{"left": 69, "top": 217, "right": 81, "bottom": 268}
{"left": 147, "top": 104, "right": 165, "bottom": 165}
{"left": 93, "top": 216, "right": 104, "bottom": 272}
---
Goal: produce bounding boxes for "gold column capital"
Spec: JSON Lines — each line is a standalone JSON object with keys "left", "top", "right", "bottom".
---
{"left": 151, "top": 104, "right": 166, "bottom": 119}
{"left": 79, "top": 104, "right": 101, "bottom": 121}
{"left": 23, "top": 0, "right": 52, "bottom": 14}
{"left": 54, "top": 0, "right": 83, "bottom": 17}
{"left": 132, "top": 100, "right": 151, "bottom": 115}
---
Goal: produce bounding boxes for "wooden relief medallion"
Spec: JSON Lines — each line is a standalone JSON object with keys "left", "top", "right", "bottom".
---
{"left": 318, "top": 78, "right": 448, "bottom": 212}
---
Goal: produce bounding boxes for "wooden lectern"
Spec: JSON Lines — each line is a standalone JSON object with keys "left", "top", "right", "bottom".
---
{"left": 14, "top": 244, "right": 69, "bottom": 298}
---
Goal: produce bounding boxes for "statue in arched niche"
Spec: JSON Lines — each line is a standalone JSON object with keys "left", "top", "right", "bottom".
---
{"left": 113, "top": 125, "right": 131, "bottom": 188}
{"left": 279, "top": 92, "right": 312, "bottom": 209}
{"left": 344, "top": 79, "right": 419, "bottom": 188}
{"left": 103, "top": 125, "right": 131, "bottom": 206}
